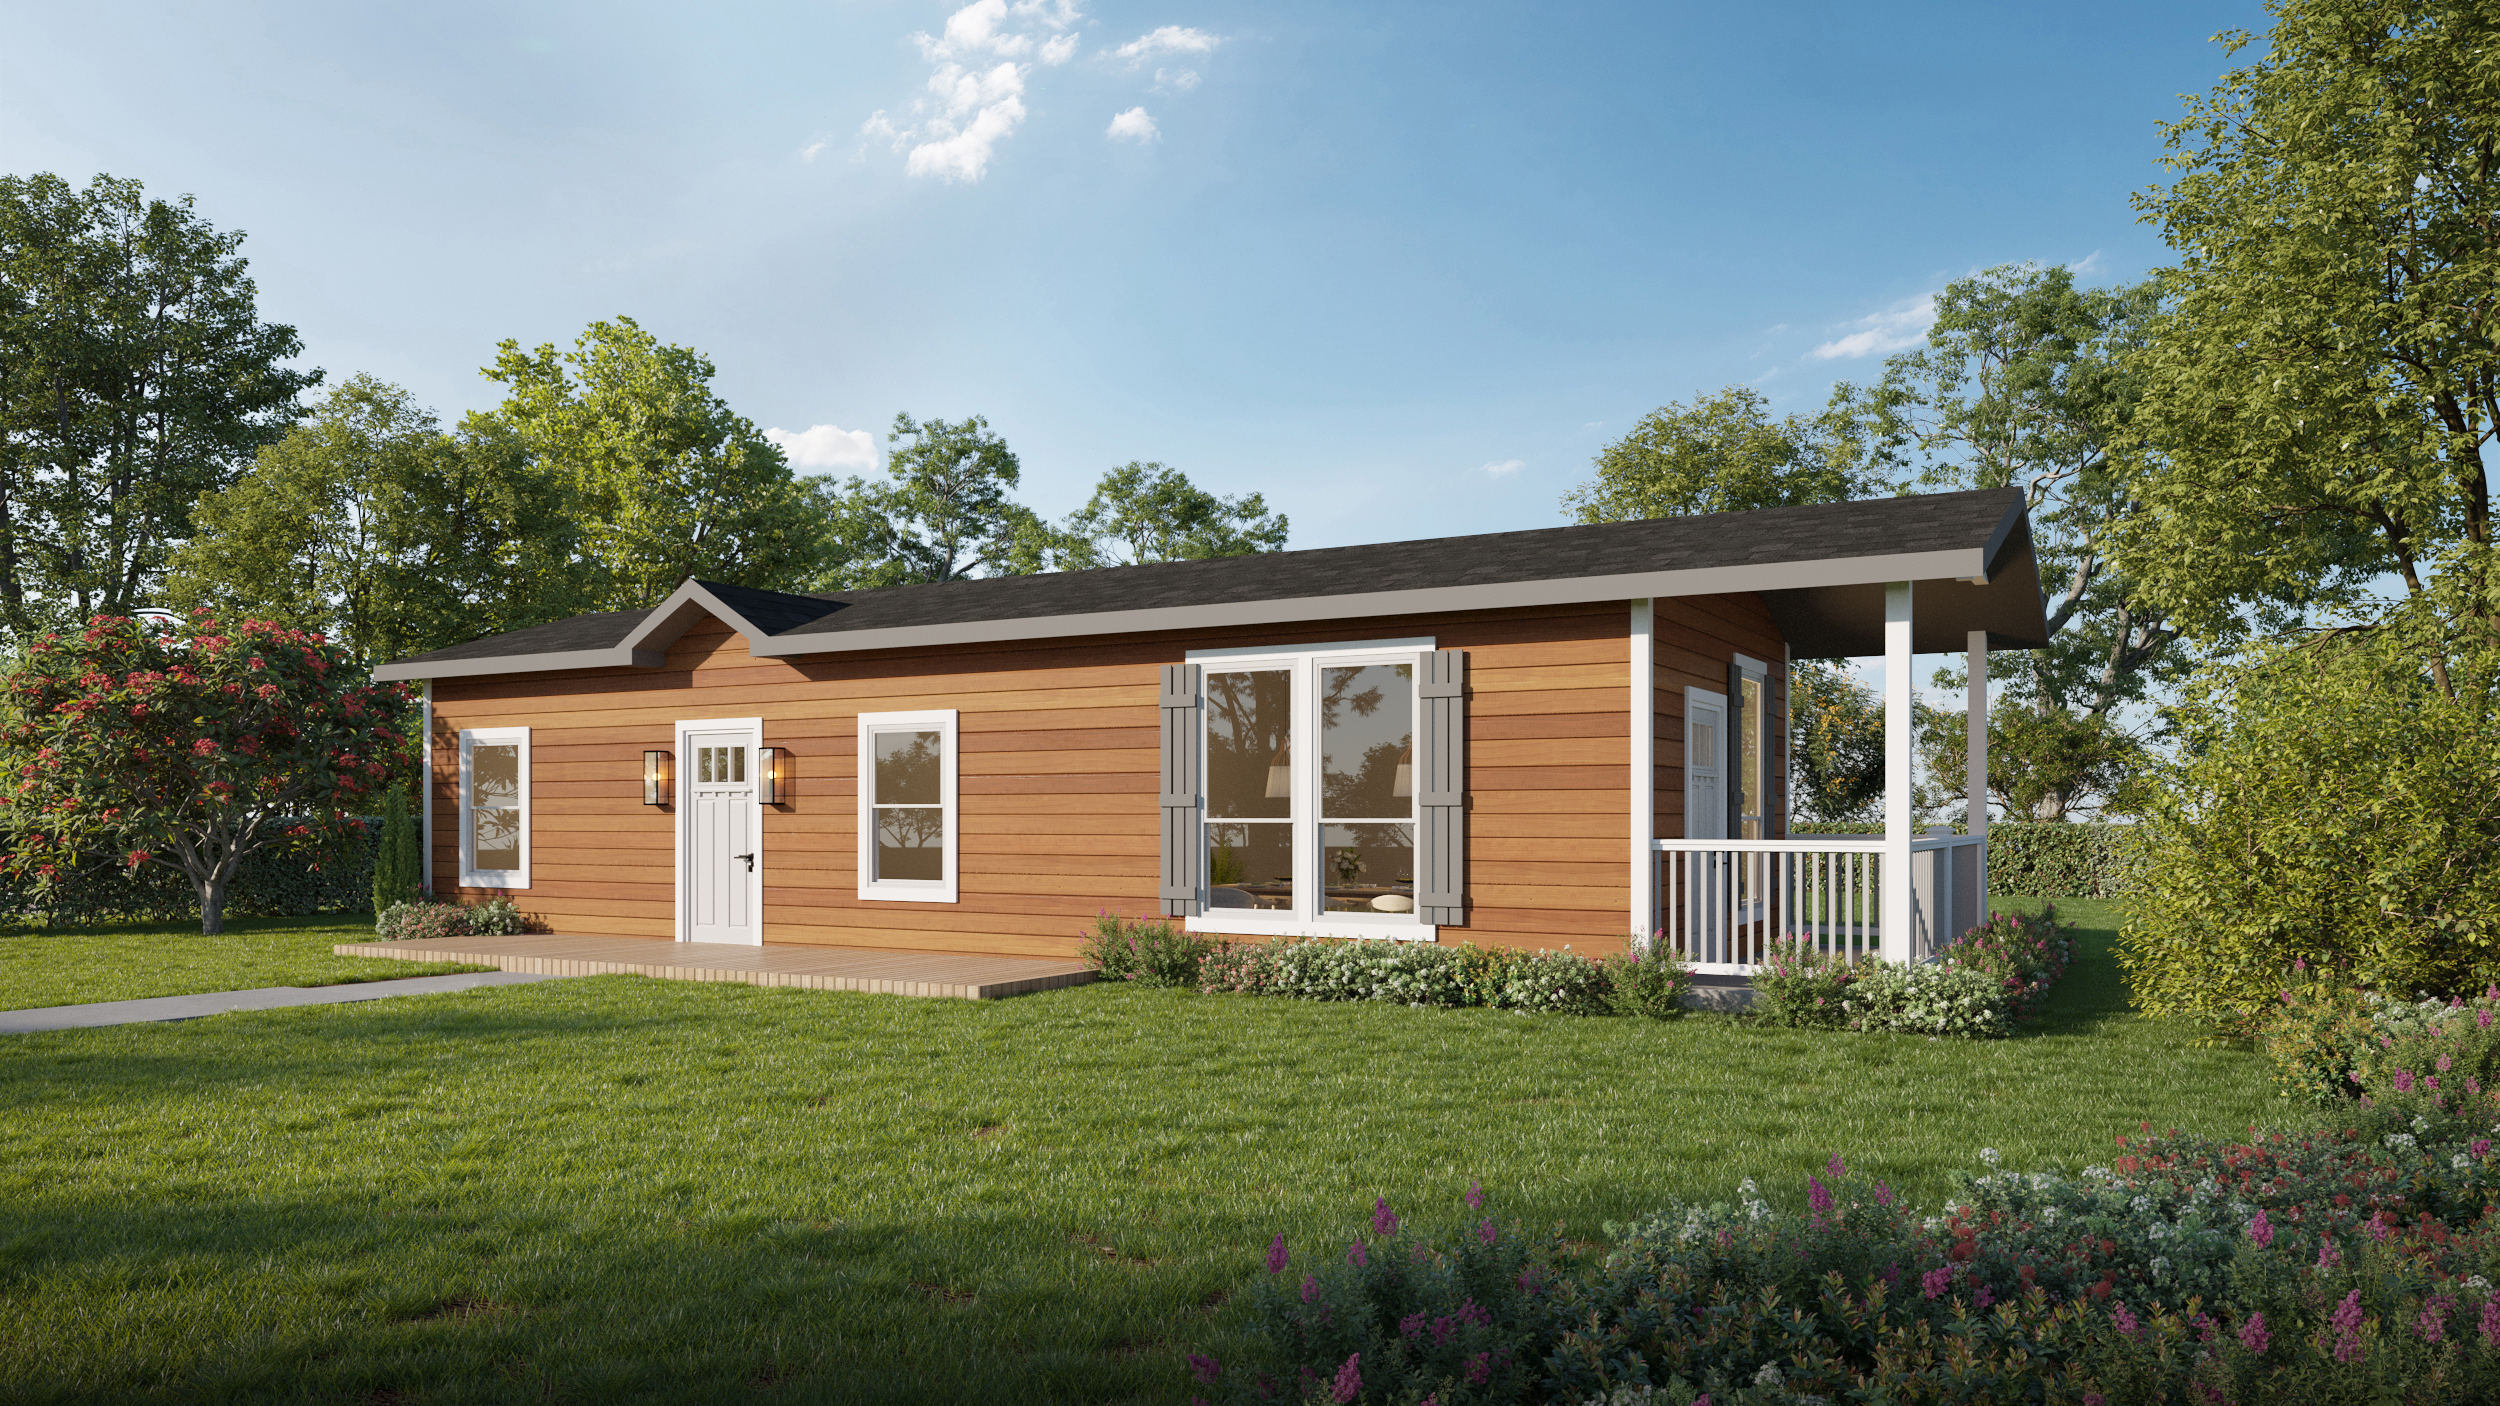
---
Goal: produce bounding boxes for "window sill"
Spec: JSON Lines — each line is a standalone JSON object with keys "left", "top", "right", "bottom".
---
{"left": 858, "top": 884, "right": 959, "bottom": 904}
{"left": 1185, "top": 913, "right": 1437, "bottom": 944}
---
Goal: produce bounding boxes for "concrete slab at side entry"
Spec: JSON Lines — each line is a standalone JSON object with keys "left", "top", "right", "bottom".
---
{"left": 335, "top": 934, "right": 1099, "bottom": 1001}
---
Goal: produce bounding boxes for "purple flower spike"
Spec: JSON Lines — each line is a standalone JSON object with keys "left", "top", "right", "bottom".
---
{"left": 1827, "top": 1154, "right": 1846, "bottom": 1178}
{"left": 1874, "top": 1182, "right": 1895, "bottom": 1207}
{"left": 2481, "top": 1294, "right": 2500, "bottom": 1348}
{"left": 2112, "top": 1303, "right": 2139, "bottom": 1338}
{"left": 1478, "top": 1217, "right": 1498, "bottom": 1245}
{"left": 1266, "top": 1234, "right": 1289, "bottom": 1274}
{"left": 1373, "top": 1197, "right": 1399, "bottom": 1238}
{"left": 2316, "top": 1239, "right": 2341, "bottom": 1270}
{"left": 1346, "top": 1238, "right": 1368, "bottom": 1268}
{"left": 1922, "top": 1266, "right": 1953, "bottom": 1300}
{"left": 2239, "top": 1311, "right": 2270, "bottom": 1356}
{"left": 2248, "top": 1209, "right": 2274, "bottom": 1248}
{"left": 1808, "top": 1175, "right": 1833, "bottom": 1216}
{"left": 1464, "top": 1179, "right": 1483, "bottom": 1210}
{"left": 2394, "top": 1068, "right": 2416, "bottom": 1093}
{"left": 1300, "top": 1273, "right": 1319, "bottom": 1304}
{"left": 1330, "top": 1352, "right": 1362, "bottom": 1404}
{"left": 1187, "top": 1353, "right": 1222, "bottom": 1385}
{"left": 2420, "top": 1295, "right": 2454, "bottom": 1344}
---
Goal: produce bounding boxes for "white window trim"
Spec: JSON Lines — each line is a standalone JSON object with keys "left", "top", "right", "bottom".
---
{"left": 458, "top": 726, "right": 530, "bottom": 890}
{"left": 857, "top": 709, "right": 959, "bottom": 904}
{"left": 1183, "top": 639, "right": 1438, "bottom": 944}
{"left": 673, "top": 716, "right": 764, "bottom": 943}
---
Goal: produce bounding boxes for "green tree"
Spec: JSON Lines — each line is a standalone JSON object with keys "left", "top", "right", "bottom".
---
{"left": 0, "top": 173, "right": 318, "bottom": 639}
{"left": 165, "top": 376, "right": 586, "bottom": 668}
{"left": 483, "top": 318, "right": 821, "bottom": 610}
{"left": 0, "top": 613, "right": 415, "bottom": 933}
{"left": 1059, "top": 461, "right": 1289, "bottom": 567}
{"left": 1788, "top": 660, "right": 1885, "bottom": 825}
{"left": 2115, "top": 0, "right": 2500, "bottom": 681}
{"left": 1917, "top": 699, "right": 2150, "bottom": 824}
{"left": 372, "top": 782, "right": 423, "bottom": 911}
{"left": 1561, "top": 385, "right": 1898, "bottom": 524}
{"left": 810, "top": 414, "right": 1033, "bottom": 587}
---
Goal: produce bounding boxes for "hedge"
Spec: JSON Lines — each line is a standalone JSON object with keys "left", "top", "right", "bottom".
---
{"left": 1789, "top": 821, "right": 2142, "bottom": 898}
{"left": 0, "top": 819, "right": 380, "bottom": 928}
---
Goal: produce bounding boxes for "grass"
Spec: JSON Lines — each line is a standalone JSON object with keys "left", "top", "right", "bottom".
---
{"left": 0, "top": 913, "right": 492, "bottom": 1011}
{"left": 0, "top": 897, "right": 2278, "bottom": 1404}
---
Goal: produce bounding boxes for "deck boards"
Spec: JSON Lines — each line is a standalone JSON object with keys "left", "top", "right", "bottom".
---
{"left": 334, "top": 934, "right": 1097, "bottom": 1001}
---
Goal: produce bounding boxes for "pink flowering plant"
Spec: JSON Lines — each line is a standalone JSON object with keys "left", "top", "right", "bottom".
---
{"left": 0, "top": 612, "right": 413, "bottom": 933}
{"left": 1932, "top": 903, "right": 2076, "bottom": 1017}
{"left": 2264, "top": 959, "right": 2500, "bottom": 1107}
{"left": 1193, "top": 1183, "right": 1557, "bottom": 1404}
{"left": 1749, "top": 938, "right": 1870, "bottom": 1029}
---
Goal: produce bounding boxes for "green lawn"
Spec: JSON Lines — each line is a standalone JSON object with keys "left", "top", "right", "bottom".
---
{"left": 0, "top": 914, "right": 489, "bottom": 1010}
{"left": 0, "top": 898, "right": 2280, "bottom": 1404}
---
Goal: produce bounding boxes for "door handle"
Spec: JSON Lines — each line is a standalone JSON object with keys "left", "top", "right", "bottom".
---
{"left": 736, "top": 853, "right": 755, "bottom": 872}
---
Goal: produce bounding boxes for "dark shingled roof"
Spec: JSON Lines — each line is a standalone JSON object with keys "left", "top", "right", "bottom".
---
{"left": 376, "top": 488, "right": 2045, "bottom": 679}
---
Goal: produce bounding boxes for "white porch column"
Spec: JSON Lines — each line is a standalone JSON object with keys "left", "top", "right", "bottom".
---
{"left": 1967, "top": 630, "right": 1989, "bottom": 909}
{"left": 420, "top": 679, "right": 434, "bottom": 897}
{"left": 1882, "top": 583, "right": 1914, "bottom": 962}
{"left": 1628, "top": 599, "right": 1655, "bottom": 945}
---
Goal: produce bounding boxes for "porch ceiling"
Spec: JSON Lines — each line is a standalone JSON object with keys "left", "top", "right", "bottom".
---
{"left": 1767, "top": 516, "right": 2050, "bottom": 659}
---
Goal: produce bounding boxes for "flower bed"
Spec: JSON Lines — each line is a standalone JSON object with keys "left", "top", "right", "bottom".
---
{"left": 1753, "top": 904, "right": 2076, "bottom": 1040}
{"left": 1197, "top": 1095, "right": 2500, "bottom": 1403}
{"left": 1195, "top": 934, "right": 1688, "bottom": 1020}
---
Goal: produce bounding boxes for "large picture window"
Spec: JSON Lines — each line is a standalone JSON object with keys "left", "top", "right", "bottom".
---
{"left": 857, "top": 709, "right": 958, "bottom": 903}
{"left": 459, "top": 727, "right": 529, "bottom": 889}
{"left": 1194, "top": 641, "right": 1428, "bottom": 939}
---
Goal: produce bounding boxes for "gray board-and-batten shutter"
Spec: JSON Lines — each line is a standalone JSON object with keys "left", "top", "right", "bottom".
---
{"left": 1416, "top": 649, "right": 1469, "bottom": 927}
{"left": 1157, "top": 663, "right": 1203, "bottom": 918}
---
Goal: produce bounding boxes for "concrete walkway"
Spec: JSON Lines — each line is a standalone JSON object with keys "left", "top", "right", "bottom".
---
{"left": 0, "top": 970, "right": 573, "bottom": 1034}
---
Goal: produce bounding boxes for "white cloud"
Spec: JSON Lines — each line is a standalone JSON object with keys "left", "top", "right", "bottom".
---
{"left": 1810, "top": 293, "right": 1936, "bottom": 360}
{"left": 765, "top": 424, "right": 878, "bottom": 471}
{"left": 1115, "top": 25, "right": 1219, "bottom": 61}
{"left": 1106, "top": 106, "right": 1158, "bottom": 141}
{"left": 2068, "top": 249, "right": 2107, "bottom": 275}
{"left": 1154, "top": 66, "right": 1200, "bottom": 91}
{"left": 1481, "top": 458, "right": 1525, "bottom": 478}
{"left": 866, "top": 0, "right": 1086, "bottom": 181}
{"left": 799, "top": 137, "right": 830, "bottom": 162}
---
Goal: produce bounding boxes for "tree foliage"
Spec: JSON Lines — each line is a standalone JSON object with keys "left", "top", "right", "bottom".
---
{"left": 810, "top": 414, "right": 1031, "bottom": 588}
{"left": 0, "top": 172, "right": 318, "bottom": 639}
{"left": 1561, "top": 385, "right": 1896, "bottom": 524}
{"left": 483, "top": 317, "right": 821, "bottom": 611}
{"left": 2120, "top": 628, "right": 2500, "bottom": 1026}
{"left": 2117, "top": 0, "right": 2500, "bottom": 664}
{"left": 1788, "top": 660, "right": 1885, "bottom": 824}
{"left": 1058, "top": 460, "right": 1288, "bottom": 567}
{"left": 165, "top": 375, "right": 585, "bottom": 667}
{"left": 0, "top": 613, "right": 414, "bottom": 934}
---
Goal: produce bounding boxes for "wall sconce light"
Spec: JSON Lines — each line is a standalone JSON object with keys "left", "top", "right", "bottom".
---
{"left": 758, "top": 746, "right": 784, "bottom": 806}
{"left": 643, "top": 750, "right": 672, "bottom": 807}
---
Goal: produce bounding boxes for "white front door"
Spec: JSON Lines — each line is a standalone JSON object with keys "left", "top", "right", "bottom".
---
{"left": 1685, "top": 689, "right": 1726, "bottom": 841}
{"left": 685, "top": 729, "right": 760, "bottom": 944}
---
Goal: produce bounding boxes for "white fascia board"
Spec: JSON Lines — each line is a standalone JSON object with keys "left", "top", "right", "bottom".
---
{"left": 372, "top": 646, "right": 663, "bottom": 682}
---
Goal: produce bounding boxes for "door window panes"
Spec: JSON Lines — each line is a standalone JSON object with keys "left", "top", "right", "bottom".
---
{"left": 1321, "top": 663, "right": 1414, "bottom": 916}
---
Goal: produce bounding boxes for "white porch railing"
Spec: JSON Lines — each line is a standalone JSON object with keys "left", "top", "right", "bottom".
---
{"left": 1654, "top": 832, "right": 1986, "bottom": 975}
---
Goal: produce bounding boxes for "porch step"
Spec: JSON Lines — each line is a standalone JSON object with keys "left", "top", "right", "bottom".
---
{"left": 333, "top": 934, "right": 1097, "bottom": 1001}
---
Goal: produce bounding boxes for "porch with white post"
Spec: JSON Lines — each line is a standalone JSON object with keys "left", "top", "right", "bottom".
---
{"left": 1653, "top": 581, "right": 1990, "bottom": 975}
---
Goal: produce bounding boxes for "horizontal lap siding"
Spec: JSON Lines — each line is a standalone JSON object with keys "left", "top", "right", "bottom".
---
{"left": 1651, "top": 594, "right": 1788, "bottom": 843}
{"left": 430, "top": 599, "right": 1656, "bottom": 959}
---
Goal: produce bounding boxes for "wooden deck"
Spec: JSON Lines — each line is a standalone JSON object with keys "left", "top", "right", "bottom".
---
{"left": 333, "top": 934, "right": 1098, "bottom": 1001}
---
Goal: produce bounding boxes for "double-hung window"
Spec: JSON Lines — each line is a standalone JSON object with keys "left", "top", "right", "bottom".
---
{"left": 857, "top": 710, "right": 958, "bottom": 903}
{"left": 1191, "top": 640, "right": 1428, "bottom": 939}
{"left": 459, "top": 727, "right": 530, "bottom": 889}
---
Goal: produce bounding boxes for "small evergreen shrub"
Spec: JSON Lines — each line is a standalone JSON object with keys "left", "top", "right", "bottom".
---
{"left": 1840, "top": 962, "right": 2013, "bottom": 1039}
{"left": 369, "top": 784, "right": 424, "bottom": 913}
{"left": 1079, "top": 911, "right": 1213, "bottom": 987}
{"left": 1198, "top": 938, "right": 1613, "bottom": 1016}
{"left": 467, "top": 896, "right": 527, "bottom": 937}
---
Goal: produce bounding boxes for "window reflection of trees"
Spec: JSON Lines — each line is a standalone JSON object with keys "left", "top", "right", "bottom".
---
{"left": 875, "top": 733, "right": 941, "bottom": 806}
{"left": 1206, "top": 670, "right": 1291, "bottom": 819}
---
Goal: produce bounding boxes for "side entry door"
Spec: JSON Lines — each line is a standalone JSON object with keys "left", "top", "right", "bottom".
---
{"left": 685, "top": 729, "right": 761, "bottom": 944}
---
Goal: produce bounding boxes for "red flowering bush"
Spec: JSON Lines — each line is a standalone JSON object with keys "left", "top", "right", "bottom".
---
{"left": 0, "top": 612, "right": 413, "bottom": 933}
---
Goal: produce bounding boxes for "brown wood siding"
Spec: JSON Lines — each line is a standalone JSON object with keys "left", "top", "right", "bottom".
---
{"left": 429, "top": 595, "right": 1781, "bottom": 960}
{"left": 1650, "top": 594, "right": 1789, "bottom": 845}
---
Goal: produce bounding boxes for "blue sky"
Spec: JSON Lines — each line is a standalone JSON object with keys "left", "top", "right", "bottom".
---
{"left": 4, "top": 0, "right": 2264, "bottom": 549}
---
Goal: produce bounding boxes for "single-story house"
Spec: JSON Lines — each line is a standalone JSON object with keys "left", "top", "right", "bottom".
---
{"left": 371, "top": 487, "right": 2050, "bottom": 971}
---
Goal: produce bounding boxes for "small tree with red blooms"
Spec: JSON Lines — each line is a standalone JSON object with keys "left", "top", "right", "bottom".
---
{"left": 0, "top": 612, "right": 415, "bottom": 934}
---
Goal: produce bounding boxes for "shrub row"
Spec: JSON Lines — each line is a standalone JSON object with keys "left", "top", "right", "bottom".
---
{"left": 0, "top": 819, "right": 379, "bottom": 927}
{"left": 1748, "top": 905, "right": 2077, "bottom": 1039}
{"left": 1192, "top": 1103, "right": 2500, "bottom": 1404}
{"left": 373, "top": 897, "right": 527, "bottom": 942}
{"left": 1790, "top": 822, "right": 2144, "bottom": 898}
{"left": 2262, "top": 963, "right": 2500, "bottom": 1105}
{"left": 1079, "top": 912, "right": 1696, "bottom": 1020}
